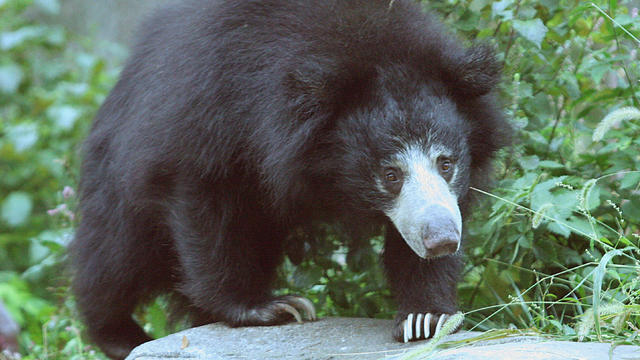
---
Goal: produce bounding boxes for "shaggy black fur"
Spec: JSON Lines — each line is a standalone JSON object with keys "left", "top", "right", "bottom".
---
{"left": 70, "top": 0, "right": 509, "bottom": 358}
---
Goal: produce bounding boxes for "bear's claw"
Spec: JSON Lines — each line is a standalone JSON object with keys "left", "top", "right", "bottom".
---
{"left": 279, "top": 295, "right": 317, "bottom": 322}
{"left": 278, "top": 303, "right": 303, "bottom": 323}
{"left": 229, "top": 295, "right": 317, "bottom": 326}
{"left": 401, "top": 313, "right": 449, "bottom": 343}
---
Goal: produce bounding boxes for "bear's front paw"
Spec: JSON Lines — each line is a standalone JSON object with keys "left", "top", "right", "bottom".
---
{"left": 393, "top": 313, "right": 455, "bottom": 343}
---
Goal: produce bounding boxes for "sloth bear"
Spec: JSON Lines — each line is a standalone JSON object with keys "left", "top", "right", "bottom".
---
{"left": 70, "top": 0, "right": 508, "bottom": 358}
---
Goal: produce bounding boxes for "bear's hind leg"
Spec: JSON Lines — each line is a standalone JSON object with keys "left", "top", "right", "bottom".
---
{"left": 71, "top": 205, "right": 173, "bottom": 359}
{"left": 72, "top": 229, "right": 153, "bottom": 359}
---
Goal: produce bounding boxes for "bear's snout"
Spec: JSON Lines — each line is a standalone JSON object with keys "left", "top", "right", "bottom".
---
{"left": 423, "top": 230, "right": 459, "bottom": 257}
{"left": 421, "top": 206, "right": 460, "bottom": 257}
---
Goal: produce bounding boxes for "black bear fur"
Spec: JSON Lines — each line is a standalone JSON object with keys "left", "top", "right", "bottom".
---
{"left": 70, "top": 1, "right": 509, "bottom": 358}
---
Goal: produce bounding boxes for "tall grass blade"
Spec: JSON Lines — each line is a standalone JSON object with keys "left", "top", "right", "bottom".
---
{"left": 591, "top": 249, "right": 622, "bottom": 341}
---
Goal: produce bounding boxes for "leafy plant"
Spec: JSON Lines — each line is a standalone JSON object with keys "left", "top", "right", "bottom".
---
{"left": 1, "top": 0, "right": 115, "bottom": 358}
{"left": 431, "top": 0, "right": 640, "bottom": 345}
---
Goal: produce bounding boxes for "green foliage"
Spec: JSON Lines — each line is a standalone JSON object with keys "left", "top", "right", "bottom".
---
{"left": 423, "top": 0, "right": 640, "bottom": 345}
{"left": 0, "top": 0, "right": 639, "bottom": 359}
{"left": 0, "top": 0, "right": 114, "bottom": 357}
{"left": 276, "top": 228, "right": 395, "bottom": 319}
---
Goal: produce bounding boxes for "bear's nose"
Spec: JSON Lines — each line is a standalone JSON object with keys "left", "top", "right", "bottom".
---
{"left": 423, "top": 233, "right": 459, "bottom": 257}
{"left": 421, "top": 210, "right": 460, "bottom": 257}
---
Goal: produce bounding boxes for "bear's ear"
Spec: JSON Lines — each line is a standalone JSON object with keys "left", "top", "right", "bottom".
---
{"left": 443, "top": 43, "right": 502, "bottom": 97}
{"left": 284, "top": 68, "right": 334, "bottom": 121}
{"left": 284, "top": 61, "right": 374, "bottom": 122}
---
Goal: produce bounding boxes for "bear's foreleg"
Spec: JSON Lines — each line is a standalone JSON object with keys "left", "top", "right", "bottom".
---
{"left": 382, "top": 224, "right": 462, "bottom": 342}
{"left": 169, "top": 181, "right": 316, "bottom": 327}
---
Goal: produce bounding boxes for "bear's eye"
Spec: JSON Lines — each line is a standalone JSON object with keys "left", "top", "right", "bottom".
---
{"left": 385, "top": 169, "right": 399, "bottom": 182}
{"left": 440, "top": 160, "right": 452, "bottom": 172}
{"left": 438, "top": 157, "right": 454, "bottom": 180}
{"left": 382, "top": 167, "right": 403, "bottom": 194}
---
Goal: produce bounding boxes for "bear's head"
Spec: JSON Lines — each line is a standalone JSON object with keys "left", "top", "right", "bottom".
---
{"left": 285, "top": 43, "right": 507, "bottom": 259}
{"left": 333, "top": 73, "right": 474, "bottom": 259}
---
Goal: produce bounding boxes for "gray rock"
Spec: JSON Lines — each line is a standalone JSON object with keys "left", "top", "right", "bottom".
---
{"left": 126, "top": 317, "right": 639, "bottom": 360}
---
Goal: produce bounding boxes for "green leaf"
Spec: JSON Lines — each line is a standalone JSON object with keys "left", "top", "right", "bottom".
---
{"left": 619, "top": 172, "right": 640, "bottom": 190}
{"left": 34, "top": 0, "right": 60, "bottom": 14}
{"left": 143, "top": 299, "right": 170, "bottom": 338}
{"left": 518, "top": 5, "right": 537, "bottom": 20}
{"left": 568, "top": 3, "right": 595, "bottom": 27}
{"left": 1, "top": 192, "right": 33, "bottom": 227}
{"left": 613, "top": 14, "right": 634, "bottom": 26}
{"left": 559, "top": 72, "right": 581, "bottom": 99}
{"left": 539, "top": 160, "right": 564, "bottom": 169}
{"left": 564, "top": 217, "right": 598, "bottom": 240}
{"left": 518, "top": 155, "right": 539, "bottom": 170}
{"left": 492, "top": 0, "right": 515, "bottom": 20}
{"left": 512, "top": 19, "right": 548, "bottom": 48}
{"left": 548, "top": 221, "right": 571, "bottom": 238}
{"left": 539, "top": 0, "right": 559, "bottom": 12}
{"left": 291, "top": 266, "right": 323, "bottom": 288}
{"left": 621, "top": 195, "right": 640, "bottom": 221}
{"left": 511, "top": 172, "right": 538, "bottom": 190}
{"left": 618, "top": 237, "right": 633, "bottom": 246}
{"left": 469, "top": 0, "right": 491, "bottom": 12}
{"left": 6, "top": 123, "right": 39, "bottom": 152}
{"left": 0, "top": 64, "right": 23, "bottom": 93}
{"left": 589, "top": 64, "right": 611, "bottom": 85}
{"left": 0, "top": 26, "right": 45, "bottom": 50}
{"left": 33, "top": 229, "right": 74, "bottom": 252}
{"left": 30, "top": 238, "right": 51, "bottom": 264}
{"left": 47, "top": 105, "right": 80, "bottom": 130}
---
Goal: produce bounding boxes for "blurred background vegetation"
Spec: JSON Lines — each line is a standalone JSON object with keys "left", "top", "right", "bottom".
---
{"left": 0, "top": 0, "right": 638, "bottom": 358}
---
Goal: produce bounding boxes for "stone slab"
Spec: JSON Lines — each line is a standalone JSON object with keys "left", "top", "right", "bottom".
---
{"left": 126, "top": 317, "right": 640, "bottom": 360}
